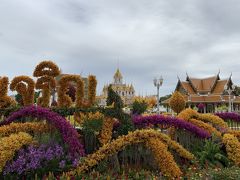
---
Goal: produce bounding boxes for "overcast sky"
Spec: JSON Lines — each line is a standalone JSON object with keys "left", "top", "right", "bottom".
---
{"left": 1, "top": 0, "right": 240, "bottom": 96}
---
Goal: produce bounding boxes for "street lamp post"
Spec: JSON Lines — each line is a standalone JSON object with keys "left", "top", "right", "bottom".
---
{"left": 154, "top": 76, "right": 163, "bottom": 114}
{"left": 188, "top": 94, "right": 191, "bottom": 108}
{"left": 224, "top": 84, "right": 236, "bottom": 112}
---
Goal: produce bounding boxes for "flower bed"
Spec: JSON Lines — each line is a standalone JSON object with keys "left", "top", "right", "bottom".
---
{"left": 133, "top": 115, "right": 210, "bottom": 139}
{"left": 0, "top": 105, "right": 85, "bottom": 157}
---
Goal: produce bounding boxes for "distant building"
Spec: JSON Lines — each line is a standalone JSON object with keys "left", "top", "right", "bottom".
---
{"left": 97, "top": 68, "right": 135, "bottom": 106}
{"left": 163, "top": 72, "right": 240, "bottom": 113}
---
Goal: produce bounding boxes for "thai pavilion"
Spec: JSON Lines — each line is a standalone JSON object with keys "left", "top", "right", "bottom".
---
{"left": 163, "top": 72, "right": 240, "bottom": 113}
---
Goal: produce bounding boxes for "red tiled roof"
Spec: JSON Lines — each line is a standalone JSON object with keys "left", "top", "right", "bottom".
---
{"left": 188, "top": 76, "right": 218, "bottom": 92}
{"left": 212, "top": 80, "right": 228, "bottom": 94}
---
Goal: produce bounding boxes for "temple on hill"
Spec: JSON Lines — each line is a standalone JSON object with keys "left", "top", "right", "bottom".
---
{"left": 163, "top": 72, "right": 240, "bottom": 113}
{"left": 97, "top": 68, "right": 135, "bottom": 106}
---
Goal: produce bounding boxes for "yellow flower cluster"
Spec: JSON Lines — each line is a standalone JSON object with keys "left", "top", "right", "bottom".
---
{"left": 177, "top": 108, "right": 198, "bottom": 121}
{"left": 198, "top": 114, "right": 228, "bottom": 130}
{"left": 33, "top": 61, "right": 60, "bottom": 107}
{"left": 228, "top": 130, "right": 240, "bottom": 141}
{"left": 158, "top": 131, "right": 194, "bottom": 160}
{"left": 146, "top": 137, "right": 182, "bottom": 178}
{"left": 10, "top": 76, "right": 35, "bottom": 106}
{"left": 57, "top": 75, "right": 84, "bottom": 108}
{"left": 169, "top": 91, "right": 186, "bottom": 114}
{"left": 0, "top": 132, "right": 34, "bottom": 172}
{"left": 223, "top": 133, "right": 240, "bottom": 165}
{"left": 75, "top": 111, "right": 105, "bottom": 125}
{"left": 98, "top": 118, "right": 115, "bottom": 145}
{"left": 133, "top": 96, "right": 157, "bottom": 109}
{"left": 0, "top": 122, "right": 51, "bottom": 137}
{"left": 189, "top": 119, "right": 222, "bottom": 138}
{"left": 178, "top": 108, "right": 228, "bottom": 136}
{"left": 0, "top": 77, "right": 15, "bottom": 108}
{"left": 70, "top": 129, "right": 193, "bottom": 176}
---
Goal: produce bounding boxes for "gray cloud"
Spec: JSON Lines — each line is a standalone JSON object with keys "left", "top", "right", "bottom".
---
{"left": 1, "top": 0, "right": 240, "bottom": 96}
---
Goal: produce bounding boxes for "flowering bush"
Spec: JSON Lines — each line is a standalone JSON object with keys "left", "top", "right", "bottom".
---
{"left": 3, "top": 143, "right": 79, "bottom": 176}
{"left": 177, "top": 108, "right": 198, "bottom": 121}
{"left": 178, "top": 108, "right": 228, "bottom": 132}
{"left": 229, "top": 130, "right": 240, "bottom": 140}
{"left": 76, "top": 111, "right": 105, "bottom": 125}
{"left": 189, "top": 119, "right": 222, "bottom": 138}
{"left": 146, "top": 137, "right": 182, "bottom": 178}
{"left": 69, "top": 129, "right": 193, "bottom": 177}
{"left": 169, "top": 91, "right": 186, "bottom": 114}
{"left": 215, "top": 112, "right": 240, "bottom": 123}
{"left": 197, "top": 103, "right": 205, "bottom": 111}
{"left": 0, "top": 106, "right": 85, "bottom": 157}
{"left": 223, "top": 134, "right": 240, "bottom": 166}
{"left": 0, "top": 132, "right": 34, "bottom": 172}
{"left": 98, "top": 118, "right": 115, "bottom": 145}
{"left": 198, "top": 114, "right": 228, "bottom": 131}
{"left": 133, "top": 115, "right": 210, "bottom": 139}
{"left": 0, "top": 122, "right": 50, "bottom": 137}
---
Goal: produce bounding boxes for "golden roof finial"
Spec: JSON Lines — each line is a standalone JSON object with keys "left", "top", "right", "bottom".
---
{"left": 114, "top": 68, "right": 123, "bottom": 79}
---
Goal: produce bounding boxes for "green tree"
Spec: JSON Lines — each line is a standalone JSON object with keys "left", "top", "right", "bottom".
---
{"left": 106, "top": 85, "right": 123, "bottom": 110}
{"left": 132, "top": 100, "right": 148, "bottom": 115}
{"left": 233, "top": 85, "right": 240, "bottom": 96}
{"left": 105, "top": 85, "right": 133, "bottom": 135}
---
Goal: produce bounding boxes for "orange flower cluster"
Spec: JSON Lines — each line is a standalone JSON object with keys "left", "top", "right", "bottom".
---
{"left": 33, "top": 60, "right": 60, "bottom": 77}
{"left": 86, "top": 75, "right": 97, "bottom": 107}
{"left": 0, "top": 122, "right": 51, "bottom": 137}
{"left": 177, "top": 108, "right": 198, "bottom": 121}
{"left": 57, "top": 75, "right": 84, "bottom": 108}
{"left": 33, "top": 61, "right": 60, "bottom": 107}
{"left": 0, "top": 77, "right": 15, "bottom": 108}
{"left": 0, "top": 132, "right": 34, "bottom": 172}
{"left": 10, "top": 76, "right": 35, "bottom": 106}
{"left": 223, "top": 133, "right": 240, "bottom": 165}
{"left": 146, "top": 137, "right": 182, "bottom": 178}
{"left": 69, "top": 129, "right": 193, "bottom": 177}
{"left": 189, "top": 119, "right": 222, "bottom": 138}
{"left": 98, "top": 118, "right": 115, "bottom": 145}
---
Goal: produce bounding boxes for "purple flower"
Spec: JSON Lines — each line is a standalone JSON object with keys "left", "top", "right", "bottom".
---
{"left": 72, "top": 158, "right": 79, "bottom": 168}
{"left": 0, "top": 105, "right": 85, "bottom": 156}
{"left": 3, "top": 143, "right": 72, "bottom": 175}
{"left": 197, "top": 103, "right": 205, "bottom": 110}
{"left": 215, "top": 112, "right": 240, "bottom": 122}
{"left": 59, "top": 160, "right": 66, "bottom": 169}
{"left": 132, "top": 115, "right": 210, "bottom": 139}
